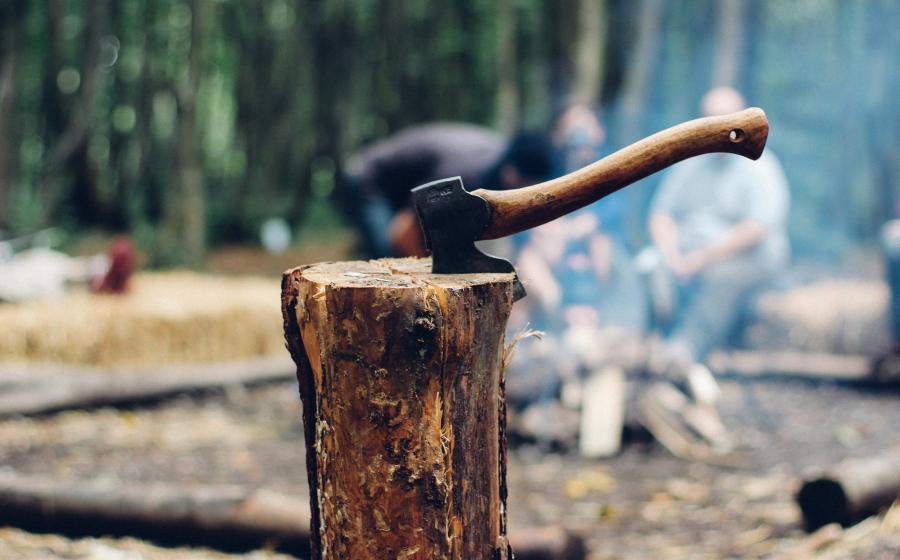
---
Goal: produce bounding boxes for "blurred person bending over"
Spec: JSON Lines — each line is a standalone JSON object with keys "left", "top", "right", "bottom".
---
{"left": 339, "top": 123, "right": 553, "bottom": 258}
{"left": 646, "top": 87, "right": 790, "bottom": 373}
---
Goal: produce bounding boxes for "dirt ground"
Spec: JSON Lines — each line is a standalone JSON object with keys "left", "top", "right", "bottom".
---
{"left": 1, "top": 375, "right": 899, "bottom": 559}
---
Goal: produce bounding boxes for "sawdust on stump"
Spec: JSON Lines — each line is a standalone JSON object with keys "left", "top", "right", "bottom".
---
{"left": 282, "top": 257, "right": 515, "bottom": 560}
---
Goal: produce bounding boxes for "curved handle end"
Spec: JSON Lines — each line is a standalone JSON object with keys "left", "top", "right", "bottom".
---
{"left": 726, "top": 107, "right": 768, "bottom": 160}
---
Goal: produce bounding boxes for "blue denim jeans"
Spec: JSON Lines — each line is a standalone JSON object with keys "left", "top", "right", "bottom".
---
{"left": 663, "top": 257, "right": 775, "bottom": 361}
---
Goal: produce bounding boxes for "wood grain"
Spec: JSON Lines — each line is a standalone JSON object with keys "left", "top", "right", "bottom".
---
{"left": 475, "top": 107, "right": 768, "bottom": 239}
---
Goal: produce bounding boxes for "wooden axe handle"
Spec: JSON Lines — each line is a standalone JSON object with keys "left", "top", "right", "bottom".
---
{"left": 474, "top": 107, "right": 769, "bottom": 240}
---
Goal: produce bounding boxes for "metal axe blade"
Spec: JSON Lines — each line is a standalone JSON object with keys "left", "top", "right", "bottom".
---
{"left": 412, "top": 177, "right": 526, "bottom": 300}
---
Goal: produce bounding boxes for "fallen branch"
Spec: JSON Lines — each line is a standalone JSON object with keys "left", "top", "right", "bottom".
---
{"left": 0, "top": 355, "right": 295, "bottom": 416}
{"left": 0, "top": 471, "right": 583, "bottom": 559}
{"left": 708, "top": 350, "right": 872, "bottom": 382}
{"left": 0, "top": 472, "right": 311, "bottom": 555}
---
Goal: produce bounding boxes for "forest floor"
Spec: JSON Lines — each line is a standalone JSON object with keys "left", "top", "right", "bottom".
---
{"left": 1, "top": 243, "right": 898, "bottom": 557}
{"left": 1, "top": 376, "right": 898, "bottom": 559}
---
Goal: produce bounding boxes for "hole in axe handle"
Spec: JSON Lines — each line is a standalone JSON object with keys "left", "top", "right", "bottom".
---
{"left": 729, "top": 128, "right": 745, "bottom": 142}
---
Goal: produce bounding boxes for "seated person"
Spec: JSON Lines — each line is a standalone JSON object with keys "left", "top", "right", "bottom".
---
{"left": 646, "top": 87, "right": 790, "bottom": 373}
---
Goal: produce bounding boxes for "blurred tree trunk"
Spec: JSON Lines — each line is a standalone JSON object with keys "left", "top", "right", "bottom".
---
{"left": 541, "top": 1, "right": 573, "bottom": 111}
{"left": 711, "top": 0, "right": 744, "bottom": 88}
{"left": 571, "top": 0, "right": 606, "bottom": 104}
{"left": 137, "top": 0, "right": 164, "bottom": 226}
{"left": 231, "top": 2, "right": 271, "bottom": 234}
{"left": 162, "top": 0, "right": 207, "bottom": 265}
{"left": 0, "top": 1, "right": 24, "bottom": 229}
{"left": 108, "top": 0, "right": 134, "bottom": 231}
{"left": 618, "top": 0, "right": 662, "bottom": 246}
{"left": 302, "top": 1, "right": 355, "bottom": 221}
{"left": 276, "top": 2, "right": 314, "bottom": 221}
{"left": 619, "top": 0, "right": 662, "bottom": 144}
{"left": 228, "top": 1, "right": 309, "bottom": 236}
{"left": 43, "top": 0, "right": 109, "bottom": 226}
{"left": 495, "top": 0, "right": 518, "bottom": 133}
{"left": 40, "top": 0, "right": 66, "bottom": 158}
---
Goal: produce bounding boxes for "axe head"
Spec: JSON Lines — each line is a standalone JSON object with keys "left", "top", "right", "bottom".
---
{"left": 411, "top": 177, "right": 526, "bottom": 300}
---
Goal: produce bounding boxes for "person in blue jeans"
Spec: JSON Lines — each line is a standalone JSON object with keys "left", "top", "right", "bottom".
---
{"left": 872, "top": 219, "right": 900, "bottom": 382}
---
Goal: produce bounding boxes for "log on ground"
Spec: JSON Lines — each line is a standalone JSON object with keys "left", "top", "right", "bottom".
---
{"left": 796, "top": 448, "right": 900, "bottom": 531}
{"left": 0, "top": 355, "right": 295, "bottom": 416}
{"left": 0, "top": 471, "right": 584, "bottom": 560}
{"left": 0, "top": 472, "right": 311, "bottom": 554}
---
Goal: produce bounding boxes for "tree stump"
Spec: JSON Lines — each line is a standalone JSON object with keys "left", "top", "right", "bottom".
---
{"left": 281, "top": 258, "right": 515, "bottom": 559}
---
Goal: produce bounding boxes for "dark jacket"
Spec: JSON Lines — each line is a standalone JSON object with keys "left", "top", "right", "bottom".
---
{"left": 346, "top": 123, "right": 504, "bottom": 211}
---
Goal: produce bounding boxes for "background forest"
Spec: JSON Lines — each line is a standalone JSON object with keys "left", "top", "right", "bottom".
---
{"left": 1, "top": 0, "right": 899, "bottom": 266}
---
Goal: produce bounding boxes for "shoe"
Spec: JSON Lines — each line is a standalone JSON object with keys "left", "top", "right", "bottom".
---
{"left": 638, "top": 382, "right": 733, "bottom": 459}
{"left": 686, "top": 362, "right": 721, "bottom": 405}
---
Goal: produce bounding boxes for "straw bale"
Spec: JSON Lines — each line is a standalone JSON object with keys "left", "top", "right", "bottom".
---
{"left": 747, "top": 279, "right": 891, "bottom": 355}
{"left": 0, "top": 272, "right": 283, "bottom": 367}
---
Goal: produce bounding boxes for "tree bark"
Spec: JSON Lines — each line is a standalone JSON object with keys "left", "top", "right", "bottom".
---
{"left": 282, "top": 258, "right": 515, "bottom": 560}
{"left": 796, "top": 449, "right": 900, "bottom": 531}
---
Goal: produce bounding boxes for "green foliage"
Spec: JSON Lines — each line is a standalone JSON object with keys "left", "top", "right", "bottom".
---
{"left": 0, "top": 0, "right": 898, "bottom": 264}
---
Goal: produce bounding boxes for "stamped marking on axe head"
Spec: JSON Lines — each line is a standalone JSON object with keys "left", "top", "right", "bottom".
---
{"left": 412, "top": 108, "right": 769, "bottom": 301}
{"left": 412, "top": 176, "right": 524, "bottom": 299}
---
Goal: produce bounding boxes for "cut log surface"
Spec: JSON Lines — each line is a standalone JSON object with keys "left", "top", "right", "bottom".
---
{"left": 796, "top": 449, "right": 900, "bottom": 531}
{"left": 282, "top": 258, "right": 515, "bottom": 560}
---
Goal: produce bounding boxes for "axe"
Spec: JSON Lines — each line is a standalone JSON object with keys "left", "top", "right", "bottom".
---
{"left": 411, "top": 108, "right": 769, "bottom": 300}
